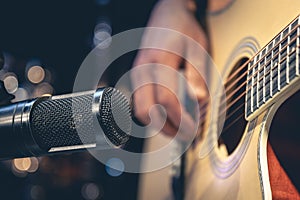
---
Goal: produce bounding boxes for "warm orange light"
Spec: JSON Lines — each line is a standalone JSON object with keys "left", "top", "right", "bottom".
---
{"left": 13, "top": 158, "right": 31, "bottom": 171}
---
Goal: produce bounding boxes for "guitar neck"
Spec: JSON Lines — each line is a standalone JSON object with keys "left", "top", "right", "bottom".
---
{"left": 246, "top": 15, "right": 300, "bottom": 120}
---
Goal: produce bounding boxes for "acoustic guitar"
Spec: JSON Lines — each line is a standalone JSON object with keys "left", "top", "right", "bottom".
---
{"left": 184, "top": 0, "right": 300, "bottom": 199}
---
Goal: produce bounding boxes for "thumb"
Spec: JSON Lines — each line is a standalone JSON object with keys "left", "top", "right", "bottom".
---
{"left": 184, "top": 61, "right": 208, "bottom": 101}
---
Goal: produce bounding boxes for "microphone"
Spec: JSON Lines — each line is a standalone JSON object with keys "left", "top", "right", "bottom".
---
{"left": 0, "top": 87, "right": 131, "bottom": 160}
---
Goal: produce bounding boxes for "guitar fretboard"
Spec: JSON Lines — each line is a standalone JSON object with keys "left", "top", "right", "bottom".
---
{"left": 246, "top": 15, "right": 300, "bottom": 119}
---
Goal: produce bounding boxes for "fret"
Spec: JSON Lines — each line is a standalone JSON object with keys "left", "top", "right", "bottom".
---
{"left": 290, "top": 17, "right": 299, "bottom": 39}
{"left": 253, "top": 64, "right": 258, "bottom": 110}
{"left": 289, "top": 38, "right": 297, "bottom": 53}
{"left": 273, "top": 45, "right": 279, "bottom": 55}
{"left": 266, "top": 51, "right": 272, "bottom": 63}
{"left": 280, "top": 46, "right": 287, "bottom": 59}
{"left": 290, "top": 28, "right": 297, "bottom": 41}
{"left": 258, "top": 87, "right": 263, "bottom": 105}
{"left": 273, "top": 53, "right": 279, "bottom": 65}
{"left": 274, "top": 34, "right": 281, "bottom": 46}
{"left": 279, "top": 59, "right": 287, "bottom": 89}
{"left": 266, "top": 61, "right": 271, "bottom": 73}
{"left": 259, "top": 58, "right": 265, "bottom": 67}
{"left": 246, "top": 60, "right": 255, "bottom": 116}
{"left": 262, "top": 56, "right": 267, "bottom": 103}
{"left": 282, "top": 26, "right": 289, "bottom": 38}
{"left": 265, "top": 62, "right": 271, "bottom": 101}
{"left": 260, "top": 47, "right": 269, "bottom": 104}
{"left": 271, "top": 62, "right": 279, "bottom": 96}
{"left": 246, "top": 60, "right": 254, "bottom": 115}
{"left": 281, "top": 37, "right": 288, "bottom": 49}
{"left": 246, "top": 88, "right": 252, "bottom": 117}
{"left": 258, "top": 64, "right": 264, "bottom": 104}
{"left": 289, "top": 50, "right": 297, "bottom": 81}
{"left": 253, "top": 90, "right": 257, "bottom": 111}
{"left": 291, "top": 17, "right": 299, "bottom": 29}
{"left": 261, "top": 48, "right": 267, "bottom": 57}
{"left": 265, "top": 74, "right": 271, "bottom": 101}
{"left": 287, "top": 26, "right": 298, "bottom": 83}
{"left": 248, "top": 60, "right": 254, "bottom": 76}
{"left": 267, "top": 41, "right": 274, "bottom": 53}
{"left": 278, "top": 32, "right": 283, "bottom": 61}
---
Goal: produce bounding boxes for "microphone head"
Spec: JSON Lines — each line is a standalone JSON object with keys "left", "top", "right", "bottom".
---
{"left": 29, "top": 87, "right": 131, "bottom": 153}
{"left": 99, "top": 87, "right": 131, "bottom": 146}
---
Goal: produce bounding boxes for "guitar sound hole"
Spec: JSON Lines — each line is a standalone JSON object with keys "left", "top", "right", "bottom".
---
{"left": 269, "top": 90, "right": 300, "bottom": 191}
{"left": 218, "top": 58, "right": 248, "bottom": 155}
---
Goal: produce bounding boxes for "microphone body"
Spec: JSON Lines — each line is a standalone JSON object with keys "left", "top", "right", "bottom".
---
{"left": 0, "top": 87, "right": 131, "bottom": 160}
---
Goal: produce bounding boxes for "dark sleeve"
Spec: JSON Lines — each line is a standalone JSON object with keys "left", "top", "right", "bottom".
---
{"left": 195, "top": 0, "right": 208, "bottom": 31}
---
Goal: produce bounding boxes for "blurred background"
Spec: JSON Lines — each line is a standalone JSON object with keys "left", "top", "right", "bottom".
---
{"left": 0, "top": 0, "right": 158, "bottom": 199}
{"left": 1, "top": 1, "right": 300, "bottom": 200}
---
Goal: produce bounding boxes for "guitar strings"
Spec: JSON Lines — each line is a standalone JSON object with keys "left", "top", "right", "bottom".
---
{"left": 224, "top": 30, "right": 299, "bottom": 97}
{"left": 197, "top": 43, "right": 291, "bottom": 120}
{"left": 219, "top": 46, "right": 298, "bottom": 115}
{"left": 226, "top": 37, "right": 298, "bottom": 97}
{"left": 215, "top": 30, "right": 299, "bottom": 110}
{"left": 226, "top": 24, "right": 299, "bottom": 83}
{"left": 195, "top": 41, "right": 300, "bottom": 133}
{"left": 196, "top": 29, "right": 300, "bottom": 125}
{"left": 220, "top": 44, "right": 299, "bottom": 113}
{"left": 178, "top": 25, "right": 299, "bottom": 120}
{"left": 188, "top": 22, "right": 300, "bottom": 139}
{"left": 216, "top": 46, "right": 299, "bottom": 132}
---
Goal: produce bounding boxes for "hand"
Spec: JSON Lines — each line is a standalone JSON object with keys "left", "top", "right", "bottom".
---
{"left": 131, "top": 0, "right": 209, "bottom": 141}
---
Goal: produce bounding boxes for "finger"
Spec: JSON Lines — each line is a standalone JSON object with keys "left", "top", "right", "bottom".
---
{"left": 147, "top": 84, "right": 196, "bottom": 142}
{"left": 132, "top": 44, "right": 197, "bottom": 141}
{"left": 159, "top": 116, "right": 195, "bottom": 142}
{"left": 184, "top": 61, "right": 208, "bottom": 101}
{"left": 131, "top": 49, "right": 182, "bottom": 125}
{"left": 132, "top": 84, "right": 155, "bottom": 125}
{"left": 131, "top": 56, "right": 157, "bottom": 125}
{"left": 153, "top": 64, "right": 196, "bottom": 140}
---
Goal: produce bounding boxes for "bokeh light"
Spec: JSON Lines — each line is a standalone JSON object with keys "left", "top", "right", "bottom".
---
{"left": 105, "top": 158, "right": 124, "bottom": 177}
{"left": 13, "top": 158, "right": 31, "bottom": 172}
{"left": 81, "top": 183, "right": 101, "bottom": 200}
{"left": 93, "top": 21, "right": 112, "bottom": 48}
{"left": 27, "top": 65, "right": 45, "bottom": 84}
{"left": 33, "top": 82, "right": 54, "bottom": 97}
{"left": 2, "top": 72, "right": 18, "bottom": 94}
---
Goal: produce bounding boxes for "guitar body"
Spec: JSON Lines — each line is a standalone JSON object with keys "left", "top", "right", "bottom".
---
{"left": 185, "top": 0, "right": 300, "bottom": 199}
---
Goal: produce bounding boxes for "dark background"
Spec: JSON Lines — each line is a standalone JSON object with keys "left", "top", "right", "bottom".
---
{"left": 0, "top": 0, "right": 157, "bottom": 93}
{"left": 0, "top": 1, "right": 157, "bottom": 199}
{"left": 1, "top": 1, "right": 299, "bottom": 199}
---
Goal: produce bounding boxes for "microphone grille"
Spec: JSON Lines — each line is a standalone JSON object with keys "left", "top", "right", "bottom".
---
{"left": 30, "top": 87, "right": 131, "bottom": 152}
{"left": 30, "top": 92, "right": 95, "bottom": 151}
{"left": 99, "top": 87, "right": 131, "bottom": 146}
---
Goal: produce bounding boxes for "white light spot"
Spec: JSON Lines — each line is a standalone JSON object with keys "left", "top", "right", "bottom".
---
{"left": 81, "top": 183, "right": 100, "bottom": 200}
{"left": 27, "top": 65, "right": 45, "bottom": 84}
{"left": 93, "top": 21, "right": 112, "bottom": 49}
{"left": 105, "top": 158, "right": 124, "bottom": 177}
{"left": 3, "top": 73, "right": 18, "bottom": 94}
